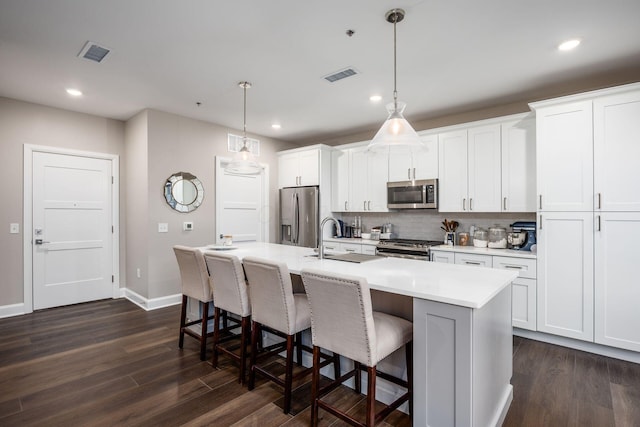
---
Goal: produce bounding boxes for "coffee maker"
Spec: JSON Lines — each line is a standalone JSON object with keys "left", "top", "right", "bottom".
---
{"left": 510, "top": 221, "right": 537, "bottom": 251}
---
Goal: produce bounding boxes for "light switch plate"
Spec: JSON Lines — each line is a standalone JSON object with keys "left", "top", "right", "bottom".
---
{"left": 158, "top": 223, "right": 169, "bottom": 233}
{"left": 10, "top": 223, "right": 20, "bottom": 234}
{"left": 183, "top": 222, "right": 193, "bottom": 231}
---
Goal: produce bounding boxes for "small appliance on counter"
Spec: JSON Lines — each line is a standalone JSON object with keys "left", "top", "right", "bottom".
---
{"left": 510, "top": 221, "right": 537, "bottom": 251}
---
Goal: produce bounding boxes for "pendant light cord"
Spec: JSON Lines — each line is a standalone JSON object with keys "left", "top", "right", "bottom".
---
{"left": 243, "top": 83, "right": 248, "bottom": 143}
{"left": 393, "top": 13, "right": 398, "bottom": 110}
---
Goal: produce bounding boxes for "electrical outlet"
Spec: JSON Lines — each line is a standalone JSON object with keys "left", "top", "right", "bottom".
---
{"left": 158, "top": 223, "right": 169, "bottom": 233}
{"left": 10, "top": 223, "right": 20, "bottom": 234}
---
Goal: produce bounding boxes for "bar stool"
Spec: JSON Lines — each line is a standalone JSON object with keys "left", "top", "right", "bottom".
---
{"left": 203, "top": 251, "right": 251, "bottom": 384}
{"left": 301, "top": 268, "right": 413, "bottom": 427}
{"left": 173, "top": 245, "right": 215, "bottom": 361}
{"left": 242, "top": 256, "right": 337, "bottom": 414}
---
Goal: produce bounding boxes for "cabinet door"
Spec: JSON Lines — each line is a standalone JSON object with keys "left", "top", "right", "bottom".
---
{"left": 414, "top": 134, "right": 439, "bottom": 180}
{"left": 349, "top": 147, "right": 368, "bottom": 212}
{"left": 594, "top": 212, "right": 640, "bottom": 351}
{"left": 298, "top": 149, "right": 319, "bottom": 186}
{"left": 438, "top": 130, "right": 468, "bottom": 212}
{"left": 331, "top": 149, "right": 350, "bottom": 211}
{"left": 431, "top": 250, "right": 454, "bottom": 263}
{"left": 454, "top": 253, "right": 492, "bottom": 268}
{"left": 278, "top": 152, "right": 300, "bottom": 188}
{"left": 388, "top": 147, "right": 413, "bottom": 182}
{"left": 536, "top": 101, "right": 593, "bottom": 211}
{"left": 511, "top": 278, "right": 537, "bottom": 331}
{"left": 594, "top": 90, "right": 640, "bottom": 211}
{"left": 468, "top": 124, "right": 502, "bottom": 212}
{"left": 361, "top": 244, "right": 377, "bottom": 255}
{"left": 367, "top": 150, "right": 389, "bottom": 212}
{"left": 537, "top": 212, "right": 594, "bottom": 341}
{"left": 501, "top": 118, "right": 536, "bottom": 212}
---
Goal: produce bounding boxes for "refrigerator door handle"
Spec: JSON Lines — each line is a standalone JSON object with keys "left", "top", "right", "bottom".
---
{"left": 293, "top": 193, "right": 300, "bottom": 244}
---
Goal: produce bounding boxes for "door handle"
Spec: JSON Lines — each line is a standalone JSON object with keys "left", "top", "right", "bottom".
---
{"left": 463, "top": 198, "right": 466, "bottom": 211}
{"left": 408, "top": 168, "right": 411, "bottom": 180}
{"left": 503, "top": 197, "right": 507, "bottom": 211}
{"left": 35, "top": 239, "right": 50, "bottom": 245}
{"left": 539, "top": 194, "right": 542, "bottom": 210}
{"left": 367, "top": 201, "right": 371, "bottom": 211}
{"left": 469, "top": 198, "right": 473, "bottom": 211}
{"left": 413, "top": 168, "right": 416, "bottom": 180}
{"left": 597, "top": 193, "right": 602, "bottom": 209}
{"left": 344, "top": 201, "right": 348, "bottom": 211}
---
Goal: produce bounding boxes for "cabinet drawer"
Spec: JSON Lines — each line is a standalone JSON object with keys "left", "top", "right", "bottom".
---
{"left": 323, "top": 242, "right": 341, "bottom": 252}
{"left": 454, "top": 253, "right": 492, "bottom": 267}
{"left": 493, "top": 256, "right": 536, "bottom": 279}
{"left": 341, "top": 243, "right": 362, "bottom": 254}
{"left": 361, "top": 245, "right": 377, "bottom": 256}
{"left": 431, "top": 250, "right": 454, "bottom": 263}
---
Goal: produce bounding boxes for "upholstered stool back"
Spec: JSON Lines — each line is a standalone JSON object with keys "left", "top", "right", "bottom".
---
{"left": 203, "top": 251, "right": 250, "bottom": 317}
{"left": 173, "top": 245, "right": 212, "bottom": 302}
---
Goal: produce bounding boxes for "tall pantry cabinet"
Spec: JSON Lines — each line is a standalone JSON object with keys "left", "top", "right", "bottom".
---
{"left": 531, "top": 82, "right": 640, "bottom": 352}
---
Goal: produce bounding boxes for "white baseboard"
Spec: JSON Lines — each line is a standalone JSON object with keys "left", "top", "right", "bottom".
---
{"left": 514, "top": 328, "right": 640, "bottom": 364}
{"left": 122, "top": 288, "right": 182, "bottom": 311}
{"left": 0, "top": 303, "right": 26, "bottom": 319}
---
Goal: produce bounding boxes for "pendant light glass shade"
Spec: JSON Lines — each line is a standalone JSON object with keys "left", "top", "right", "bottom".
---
{"left": 226, "top": 82, "right": 261, "bottom": 175}
{"left": 368, "top": 101, "right": 423, "bottom": 152}
{"left": 367, "top": 9, "right": 425, "bottom": 153}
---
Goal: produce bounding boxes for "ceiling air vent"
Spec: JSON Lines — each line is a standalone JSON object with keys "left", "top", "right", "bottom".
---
{"left": 77, "top": 41, "right": 111, "bottom": 63}
{"left": 323, "top": 67, "right": 358, "bottom": 83}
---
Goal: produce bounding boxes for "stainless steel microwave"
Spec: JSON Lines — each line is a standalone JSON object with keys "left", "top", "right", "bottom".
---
{"left": 387, "top": 179, "right": 438, "bottom": 209}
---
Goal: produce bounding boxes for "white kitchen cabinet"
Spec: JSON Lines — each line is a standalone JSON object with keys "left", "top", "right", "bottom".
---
{"left": 594, "top": 212, "right": 640, "bottom": 352}
{"left": 501, "top": 118, "right": 536, "bottom": 212}
{"left": 536, "top": 212, "right": 594, "bottom": 341}
{"left": 494, "top": 256, "right": 537, "bottom": 331}
{"left": 430, "top": 250, "right": 454, "bottom": 263}
{"left": 438, "top": 129, "right": 468, "bottom": 212}
{"left": 388, "top": 133, "right": 438, "bottom": 181}
{"left": 331, "top": 149, "right": 350, "bottom": 211}
{"left": 278, "top": 147, "right": 320, "bottom": 188}
{"left": 361, "top": 244, "right": 377, "bottom": 256}
{"left": 349, "top": 146, "right": 389, "bottom": 212}
{"left": 438, "top": 124, "right": 501, "bottom": 212}
{"left": 594, "top": 90, "right": 640, "bottom": 211}
{"left": 533, "top": 100, "right": 593, "bottom": 211}
{"left": 454, "top": 252, "right": 493, "bottom": 268}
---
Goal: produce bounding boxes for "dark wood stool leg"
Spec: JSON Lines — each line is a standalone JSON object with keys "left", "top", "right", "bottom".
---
{"left": 239, "top": 316, "right": 250, "bottom": 384}
{"left": 199, "top": 302, "right": 209, "bottom": 360}
{"left": 283, "top": 334, "right": 295, "bottom": 414}
{"left": 295, "top": 332, "right": 303, "bottom": 366}
{"left": 406, "top": 341, "right": 413, "bottom": 421}
{"left": 333, "top": 352, "right": 341, "bottom": 381}
{"left": 355, "top": 361, "right": 362, "bottom": 394}
{"left": 248, "top": 320, "right": 260, "bottom": 390}
{"left": 366, "top": 366, "right": 376, "bottom": 427}
{"left": 178, "top": 295, "right": 187, "bottom": 348}
{"left": 211, "top": 306, "right": 221, "bottom": 368}
{"left": 310, "top": 346, "right": 321, "bottom": 427}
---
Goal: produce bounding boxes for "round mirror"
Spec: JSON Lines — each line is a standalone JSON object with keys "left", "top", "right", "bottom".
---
{"left": 164, "top": 172, "right": 204, "bottom": 213}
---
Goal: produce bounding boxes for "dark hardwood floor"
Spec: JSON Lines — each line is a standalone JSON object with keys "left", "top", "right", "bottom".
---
{"left": 0, "top": 299, "right": 638, "bottom": 426}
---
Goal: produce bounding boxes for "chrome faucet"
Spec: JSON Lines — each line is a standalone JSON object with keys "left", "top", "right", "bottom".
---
{"left": 318, "top": 216, "right": 342, "bottom": 260}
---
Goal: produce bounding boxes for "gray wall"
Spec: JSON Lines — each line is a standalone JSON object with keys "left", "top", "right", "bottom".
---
{"left": 0, "top": 96, "right": 126, "bottom": 306}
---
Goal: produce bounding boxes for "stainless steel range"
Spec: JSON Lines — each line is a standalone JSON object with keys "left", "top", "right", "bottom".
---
{"left": 376, "top": 238, "right": 443, "bottom": 261}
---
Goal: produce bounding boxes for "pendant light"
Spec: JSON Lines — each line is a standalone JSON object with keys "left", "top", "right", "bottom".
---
{"left": 367, "top": 9, "right": 425, "bottom": 153}
{"left": 226, "top": 81, "right": 261, "bottom": 175}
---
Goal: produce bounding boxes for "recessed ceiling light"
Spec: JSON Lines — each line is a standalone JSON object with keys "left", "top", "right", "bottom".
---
{"left": 272, "top": 124, "right": 281, "bottom": 130}
{"left": 370, "top": 95, "right": 382, "bottom": 102}
{"left": 558, "top": 39, "right": 581, "bottom": 51}
{"left": 66, "top": 88, "right": 83, "bottom": 97}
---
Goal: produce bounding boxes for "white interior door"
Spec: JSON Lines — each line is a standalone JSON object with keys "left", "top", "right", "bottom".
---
{"left": 215, "top": 157, "right": 268, "bottom": 244}
{"left": 32, "top": 152, "right": 113, "bottom": 310}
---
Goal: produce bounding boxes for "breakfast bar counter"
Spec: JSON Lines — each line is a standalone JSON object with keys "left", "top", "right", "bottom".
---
{"left": 203, "top": 242, "right": 517, "bottom": 426}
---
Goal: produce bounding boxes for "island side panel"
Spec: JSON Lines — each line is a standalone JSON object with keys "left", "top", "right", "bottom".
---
{"left": 413, "top": 298, "right": 473, "bottom": 427}
{"left": 472, "top": 285, "right": 513, "bottom": 427}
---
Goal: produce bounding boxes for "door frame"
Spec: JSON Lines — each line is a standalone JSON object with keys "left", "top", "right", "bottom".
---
{"left": 23, "top": 144, "right": 120, "bottom": 313}
{"left": 214, "top": 156, "right": 269, "bottom": 245}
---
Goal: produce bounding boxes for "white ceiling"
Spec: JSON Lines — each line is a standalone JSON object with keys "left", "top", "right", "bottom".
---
{"left": 1, "top": 0, "right": 640, "bottom": 144}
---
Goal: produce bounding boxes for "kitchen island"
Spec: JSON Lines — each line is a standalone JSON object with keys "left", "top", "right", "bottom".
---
{"left": 203, "top": 242, "right": 517, "bottom": 426}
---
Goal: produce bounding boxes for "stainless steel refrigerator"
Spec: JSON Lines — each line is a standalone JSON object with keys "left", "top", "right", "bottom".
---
{"left": 280, "top": 186, "right": 319, "bottom": 248}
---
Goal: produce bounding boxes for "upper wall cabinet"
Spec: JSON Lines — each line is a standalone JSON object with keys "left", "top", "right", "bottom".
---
{"left": 388, "top": 134, "right": 438, "bottom": 181}
{"left": 439, "top": 125, "right": 502, "bottom": 212}
{"left": 501, "top": 118, "right": 536, "bottom": 212}
{"left": 278, "top": 145, "right": 331, "bottom": 188}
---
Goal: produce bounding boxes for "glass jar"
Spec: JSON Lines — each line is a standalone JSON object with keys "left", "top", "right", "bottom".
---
{"left": 488, "top": 227, "right": 507, "bottom": 248}
{"left": 473, "top": 228, "right": 488, "bottom": 248}
{"left": 458, "top": 232, "right": 470, "bottom": 246}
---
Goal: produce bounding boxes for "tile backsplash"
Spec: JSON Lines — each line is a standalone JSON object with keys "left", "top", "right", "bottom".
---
{"left": 336, "top": 210, "right": 536, "bottom": 241}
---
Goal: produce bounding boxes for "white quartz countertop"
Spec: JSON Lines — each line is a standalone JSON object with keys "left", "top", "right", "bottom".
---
{"left": 430, "top": 244, "right": 537, "bottom": 259}
{"left": 201, "top": 242, "right": 517, "bottom": 309}
{"left": 324, "top": 237, "right": 379, "bottom": 246}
